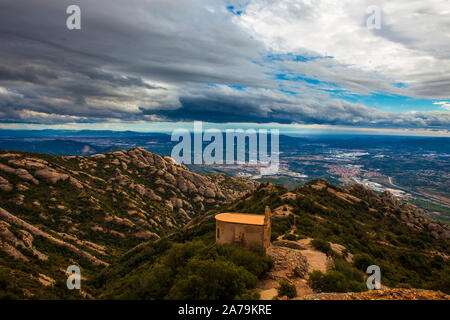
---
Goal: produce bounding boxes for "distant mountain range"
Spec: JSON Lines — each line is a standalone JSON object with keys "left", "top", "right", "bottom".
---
{"left": 0, "top": 129, "right": 449, "bottom": 156}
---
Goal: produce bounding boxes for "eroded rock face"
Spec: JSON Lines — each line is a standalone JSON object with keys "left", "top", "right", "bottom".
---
{"left": 346, "top": 183, "right": 450, "bottom": 240}
{"left": 170, "top": 197, "right": 183, "bottom": 209}
{"left": 69, "top": 177, "right": 84, "bottom": 189}
{"left": 0, "top": 163, "right": 38, "bottom": 184}
{"left": 8, "top": 158, "right": 48, "bottom": 170}
{"left": 0, "top": 176, "right": 13, "bottom": 192}
{"left": 0, "top": 240, "right": 29, "bottom": 261}
{"left": 134, "top": 231, "right": 159, "bottom": 240}
{"left": 268, "top": 243, "right": 309, "bottom": 279}
{"left": 2, "top": 158, "right": 86, "bottom": 190}
{"left": 370, "top": 187, "right": 449, "bottom": 239}
{"left": 34, "top": 168, "right": 69, "bottom": 184}
{"left": 105, "top": 148, "right": 257, "bottom": 218}
{"left": 16, "top": 184, "right": 29, "bottom": 192}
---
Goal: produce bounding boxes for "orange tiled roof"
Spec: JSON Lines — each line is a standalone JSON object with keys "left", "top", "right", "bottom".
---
{"left": 215, "top": 213, "right": 265, "bottom": 226}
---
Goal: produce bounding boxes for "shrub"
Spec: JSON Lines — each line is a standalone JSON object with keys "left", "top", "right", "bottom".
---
{"left": 272, "top": 217, "right": 292, "bottom": 237}
{"left": 168, "top": 258, "right": 257, "bottom": 300}
{"left": 353, "top": 253, "right": 375, "bottom": 271}
{"left": 271, "top": 232, "right": 280, "bottom": 242}
{"left": 333, "top": 257, "right": 364, "bottom": 284}
{"left": 216, "top": 244, "right": 274, "bottom": 278}
{"left": 428, "top": 268, "right": 450, "bottom": 294}
{"left": 307, "top": 270, "right": 348, "bottom": 293}
{"left": 283, "top": 234, "right": 297, "bottom": 241}
{"left": 277, "top": 280, "right": 297, "bottom": 299}
{"left": 235, "top": 291, "right": 261, "bottom": 300}
{"left": 163, "top": 241, "right": 212, "bottom": 273}
{"left": 120, "top": 241, "right": 273, "bottom": 300}
{"left": 347, "top": 280, "right": 367, "bottom": 292}
{"left": 311, "top": 239, "right": 332, "bottom": 255}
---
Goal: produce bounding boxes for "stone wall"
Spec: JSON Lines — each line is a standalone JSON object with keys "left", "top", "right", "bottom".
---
{"left": 216, "top": 220, "right": 268, "bottom": 250}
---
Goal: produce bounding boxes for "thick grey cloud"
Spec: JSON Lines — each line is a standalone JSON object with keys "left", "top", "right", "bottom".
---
{"left": 0, "top": 0, "right": 448, "bottom": 129}
{"left": 147, "top": 86, "right": 450, "bottom": 128}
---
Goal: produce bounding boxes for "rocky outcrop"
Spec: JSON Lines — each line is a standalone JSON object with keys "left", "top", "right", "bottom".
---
{"left": 134, "top": 231, "right": 160, "bottom": 240}
{"left": 8, "top": 158, "right": 48, "bottom": 170}
{"left": 34, "top": 168, "right": 69, "bottom": 184}
{"left": 351, "top": 184, "right": 450, "bottom": 240}
{"left": 0, "top": 240, "right": 29, "bottom": 261}
{"left": 0, "top": 207, "right": 108, "bottom": 266}
{"left": 268, "top": 243, "right": 309, "bottom": 279}
{"left": 0, "top": 163, "right": 38, "bottom": 184}
{"left": 0, "top": 175, "right": 13, "bottom": 192}
{"left": 108, "top": 148, "right": 256, "bottom": 216}
{"left": 298, "top": 288, "right": 450, "bottom": 300}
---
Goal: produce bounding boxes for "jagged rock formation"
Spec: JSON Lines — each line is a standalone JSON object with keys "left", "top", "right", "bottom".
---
{"left": 350, "top": 184, "right": 450, "bottom": 240}
{"left": 267, "top": 242, "right": 309, "bottom": 279}
{"left": 0, "top": 148, "right": 256, "bottom": 250}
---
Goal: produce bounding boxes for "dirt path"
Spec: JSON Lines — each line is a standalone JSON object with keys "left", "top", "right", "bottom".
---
{"left": 299, "top": 249, "right": 328, "bottom": 273}
{"left": 257, "top": 239, "right": 331, "bottom": 300}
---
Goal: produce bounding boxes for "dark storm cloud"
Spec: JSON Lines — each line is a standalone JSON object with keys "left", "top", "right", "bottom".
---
{"left": 0, "top": 66, "right": 39, "bottom": 83}
{"left": 146, "top": 90, "right": 450, "bottom": 128}
{"left": 0, "top": 0, "right": 270, "bottom": 124}
{"left": 0, "top": 0, "right": 448, "bottom": 129}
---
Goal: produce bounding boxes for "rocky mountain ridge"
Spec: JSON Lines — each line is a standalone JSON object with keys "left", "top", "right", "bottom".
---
{"left": 0, "top": 147, "right": 257, "bottom": 298}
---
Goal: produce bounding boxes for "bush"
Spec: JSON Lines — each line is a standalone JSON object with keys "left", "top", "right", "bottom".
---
{"left": 235, "top": 291, "right": 261, "bottom": 300}
{"left": 283, "top": 234, "right": 297, "bottom": 241}
{"left": 272, "top": 217, "right": 292, "bottom": 237}
{"left": 119, "top": 241, "right": 273, "bottom": 300}
{"left": 333, "top": 257, "right": 364, "bottom": 283}
{"left": 277, "top": 280, "right": 297, "bottom": 299}
{"left": 332, "top": 257, "right": 366, "bottom": 292}
{"left": 428, "top": 268, "right": 450, "bottom": 294}
{"left": 0, "top": 272, "right": 24, "bottom": 300}
{"left": 311, "top": 239, "right": 332, "bottom": 255}
{"left": 353, "top": 253, "right": 375, "bottom": 271}
{"left": 216, "top": 244, "right": 274, "bottom": 278}
{"left": 307, "top": 270, "right": 349, "bottom": 293}
{"left": 168, "top": 258, "right": 257, "bottom": 300}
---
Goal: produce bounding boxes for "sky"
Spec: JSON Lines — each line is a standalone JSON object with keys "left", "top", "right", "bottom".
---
{"left": 0, "top": 0, "right": 449, "bottom": 135}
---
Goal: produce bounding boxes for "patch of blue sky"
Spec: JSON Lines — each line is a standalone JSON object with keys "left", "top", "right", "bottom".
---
{"left": 329, "top": 92, "right": 360, "bottom": 103}
{"left": 320, "top": 88, "right": 350, "bottom": 94}
{"left": 228, "top": 85, "right": 246, "bottom": 90}
{"left": 337, "top": 92, "right": 442, "bottom": 112}
{"left": 320, "top": 88, "right": 355, "bottom": 101}
{"left": 279, "top": 88, "right": 297, "bottom": 95}
{"left": 226, "top": 6, "right": 243, "bottom": 15}
{"left": 265, "top": 53, "right": 328, "bottom": 63}
{"left": 226, "top": 1, "right": 250, "bottom": 16}
{"left": 275, "top": 73, "right": 340, "bottom": 88}
{"left": 392, "top": 82, "right": 408, "bottom": 88}
{"left": 251, "top": 59, "right": 265, "bottom": 67}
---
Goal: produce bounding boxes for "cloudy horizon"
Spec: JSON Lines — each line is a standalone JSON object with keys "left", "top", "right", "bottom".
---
{"left": 0, "top": 0, "right": 449, "bottom": 134}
